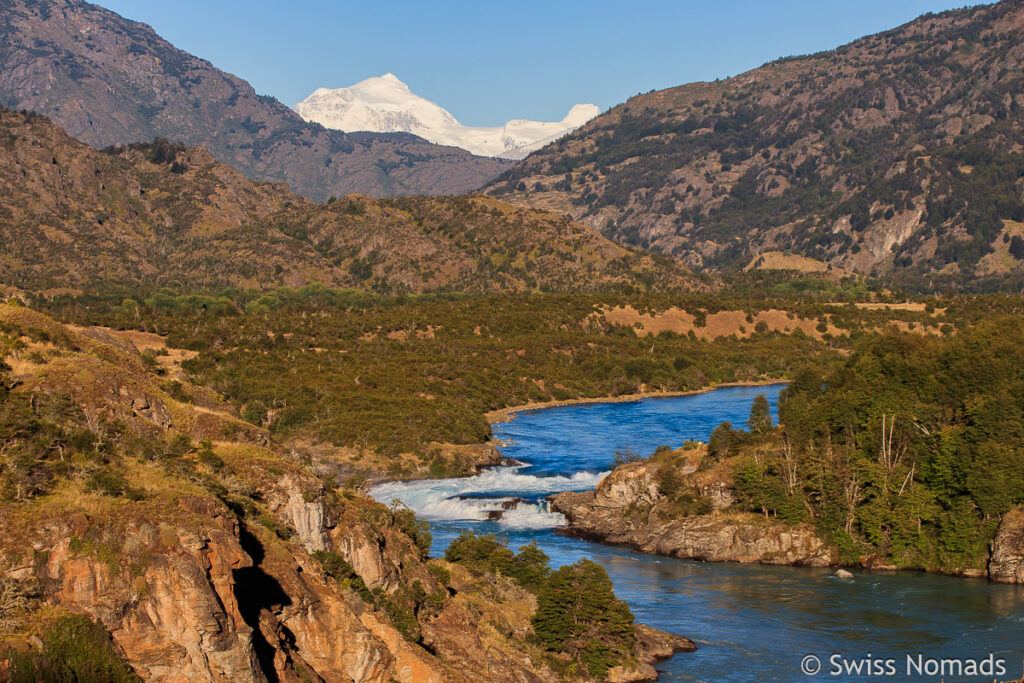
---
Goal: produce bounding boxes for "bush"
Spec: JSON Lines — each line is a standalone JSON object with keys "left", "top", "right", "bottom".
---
{"left": 0, "top": 614, "right": 141, "bottom": 682}
{"left": 196, "top": 440, "right": 224, "bottom": 471}
{"left": 612, "top": 447, "right": 644, "bottom": 467}
{"left": 312, "top": 550, "right": 372, "bottom": 602}
{"left": 444, "top": 533, "right": 551, "bottom": 592}
{"left": 86, "top": 469, "right": 144, "bottom": 500}
{"left": 390, "top": 503, "right": 432, "bottom": 557}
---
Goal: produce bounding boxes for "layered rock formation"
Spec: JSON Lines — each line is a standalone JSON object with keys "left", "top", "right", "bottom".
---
{"left": 552, "top": 447, "right": 1024, "bottom": 583}
{"left": 550, "top": 453, "right": 835, "bottom": 567}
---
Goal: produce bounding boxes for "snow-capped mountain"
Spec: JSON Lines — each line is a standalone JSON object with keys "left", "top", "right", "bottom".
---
{"left": 294, "top": 74, "right": 599, "bottom": 160}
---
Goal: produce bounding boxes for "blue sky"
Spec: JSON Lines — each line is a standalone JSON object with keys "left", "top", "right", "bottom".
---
{"left": 96, "top": 0, "right": 985, "bottom": 127}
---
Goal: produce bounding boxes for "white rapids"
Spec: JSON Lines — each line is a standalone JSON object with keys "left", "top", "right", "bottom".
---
{"left": 370, "top": 464, "right": 607, "bottom": 529}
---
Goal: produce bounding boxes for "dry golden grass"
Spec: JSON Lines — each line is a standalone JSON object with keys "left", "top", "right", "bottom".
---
{"left": 598, "top": 305, "right": 845, "bottom": 340}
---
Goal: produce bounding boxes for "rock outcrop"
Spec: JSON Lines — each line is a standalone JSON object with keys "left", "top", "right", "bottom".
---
{"left": 550, "top": 448, "right": 836, "bottom": 567}
{"left": 607, "top": 624, "right": 696, "bottom": 683}
{"left": 0, "top": 306, "right": 695, "bottom": 682}
{"left": 990, "top": 507, "right": 1024, "bottom": 584}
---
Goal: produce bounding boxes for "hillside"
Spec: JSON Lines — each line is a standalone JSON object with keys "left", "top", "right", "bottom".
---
{"left": 0, "top": 303, "right": 691, "bottom": 681}
{"left": 45, "top": 291, "right": 962, "bottom": 464}
{"left": 0, "top": 107, "right": 697, "bottom": 294}
{"left": 0, "top": 0, "right": 509, "bottom": 199}
{"left": 488, "top": 1, "right": 1024, "bottom": 290}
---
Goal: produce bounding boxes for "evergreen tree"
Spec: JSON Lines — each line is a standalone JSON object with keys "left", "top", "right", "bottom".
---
{"left": 748, "top": 393, "right": 773, "bottom": 434}
{"left": 532, "top": 559, "right": 636, "bottom": 678}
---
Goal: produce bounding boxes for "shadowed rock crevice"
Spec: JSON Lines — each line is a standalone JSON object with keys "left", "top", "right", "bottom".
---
{"left": 234, "top": 525, "right": 292, "bottom": 682}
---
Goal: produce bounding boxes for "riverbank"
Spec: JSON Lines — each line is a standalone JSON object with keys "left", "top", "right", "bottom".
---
{"left": 484, "top": 380, "right": 788, "bottom": 424}
{"left": 372, "top": 385, "right": 1024, "bottom": 681}
{"left": 548, "top": 444, "right": 1024, "bottom": 584}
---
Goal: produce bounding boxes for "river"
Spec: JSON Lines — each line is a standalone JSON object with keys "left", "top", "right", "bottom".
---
{"left": 371, "top": 385, "right": 1024, "bottom": 682}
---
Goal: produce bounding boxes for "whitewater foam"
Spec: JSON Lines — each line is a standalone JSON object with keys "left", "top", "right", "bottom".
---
{"left": 370, "top": 464, "right": 607, "bottom": 529}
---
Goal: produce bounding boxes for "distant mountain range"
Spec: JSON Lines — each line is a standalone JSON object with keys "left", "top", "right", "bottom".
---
{"left": 0, "top": 107, "right": 697, "bottom": 294}
{"left": 294, "top": 74, "right": 599, "bottom": 160}
{"left": 488, "top": 0, "right": 1024, "bottom": 290}
{"left": 0, "top": 0, "right": 509, "bottom": 199}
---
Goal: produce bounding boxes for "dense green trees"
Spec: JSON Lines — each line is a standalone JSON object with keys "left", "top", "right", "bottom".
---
{"left": 731, "top": 317, "right": 1024, "bottom": 571}
{"left": 533, "top": 560, "right": 636, "bottom": 678}
{"left": 40, "top": 292, "right": 853, "bottom": 459}
{"left": 747, "top": 394, "right": 773, "bottom": 434}
{"left": 444, "top": 532, "right": 552, "bottom": 592}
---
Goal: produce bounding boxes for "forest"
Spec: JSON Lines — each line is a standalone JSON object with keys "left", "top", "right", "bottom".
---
{"left": 718, "top": 317, "right": 1024, "bottom": 572}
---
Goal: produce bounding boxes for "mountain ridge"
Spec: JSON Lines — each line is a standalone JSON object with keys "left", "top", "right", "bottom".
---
{"left": 0, "top": 0, "right": 510, "bottom": 199}
{"left": 487, "top": 0, "right": 1024, "bottom": 290}
{"left": 294, "top": 73, "right": 599, "bottom": 159}
{"left": 0, "top": 106, "right": 699, "bottom": 295}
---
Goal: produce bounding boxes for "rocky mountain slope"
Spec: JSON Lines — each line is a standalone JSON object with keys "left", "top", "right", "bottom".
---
{"left": 295, "top": 73, "right": 599, "bottom": 159}
{"left": 489, "top": 1, "right": 1024, "bottom": 289}
{"left": 0, "top": 303, "right": 691, "bottom": 681}
{"left": 0, "top": 0, "right": 509, "bottom": 199}
{"left": 0, "top": 107, "right": 698, "bottom": 294}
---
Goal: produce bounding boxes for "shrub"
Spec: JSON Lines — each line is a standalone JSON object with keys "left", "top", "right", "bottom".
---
{"left": 196, "top": 440, "right": 224, "bottom": 471}
{"left": 0, "top": 614, "right": 141, "bottom": 682}
{"left": 86, "top": 468, "right": 144, "bottom": 500}
{"left": 612, "top": 447, "right": 644, "bottom": 467}
{"left": 390, "top": 503, "right": 432, "bottom": 557}
{"left": 444, "top": 533, "right": 551, "bottom": 592}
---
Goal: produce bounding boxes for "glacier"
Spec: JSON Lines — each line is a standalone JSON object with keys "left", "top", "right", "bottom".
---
{"left": 294, "top": 73, "right": 599, "bottom": 160}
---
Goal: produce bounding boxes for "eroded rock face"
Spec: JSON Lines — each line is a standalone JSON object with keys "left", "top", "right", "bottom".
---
{"left": 8, "top": 477, "right": 635, "bottom": 683}
{"left": 268, "top": 476, "right": 331, "bottom": 552}
{"left": 990, "top": 507, "right": 1024, "bottom": 584}
{"left": 2, "top": 496, "right": 428, "bottom": 683}
{"left": 29, "top": 506, "right": 266, "bottom": 683}
{"left": 551, "top": 455, "right": 836, "bottom": 568}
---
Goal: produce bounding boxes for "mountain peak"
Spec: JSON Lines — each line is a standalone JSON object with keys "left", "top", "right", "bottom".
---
{"left": 563, "top": 103, "right": 601, "bottom": 126}
{"left": 294, "top": 78, "right": 598, "bottom": 159}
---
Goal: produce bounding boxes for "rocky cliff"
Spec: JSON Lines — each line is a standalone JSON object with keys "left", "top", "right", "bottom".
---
{"left": 0, "top": 0, "right": 508, "bottom": 199}
{"left": 0, "top": 304, "right": 693, "bottom": 681}
{"left": 990, "top": 506, "right": 1024, "bottom": 584}
{"left": 550, "top": 449, "right": 836, "bottom": 567}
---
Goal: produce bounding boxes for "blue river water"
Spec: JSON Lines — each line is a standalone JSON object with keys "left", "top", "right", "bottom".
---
{"left": 372, "top": 385, "right": 1024, "bottom": 682}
